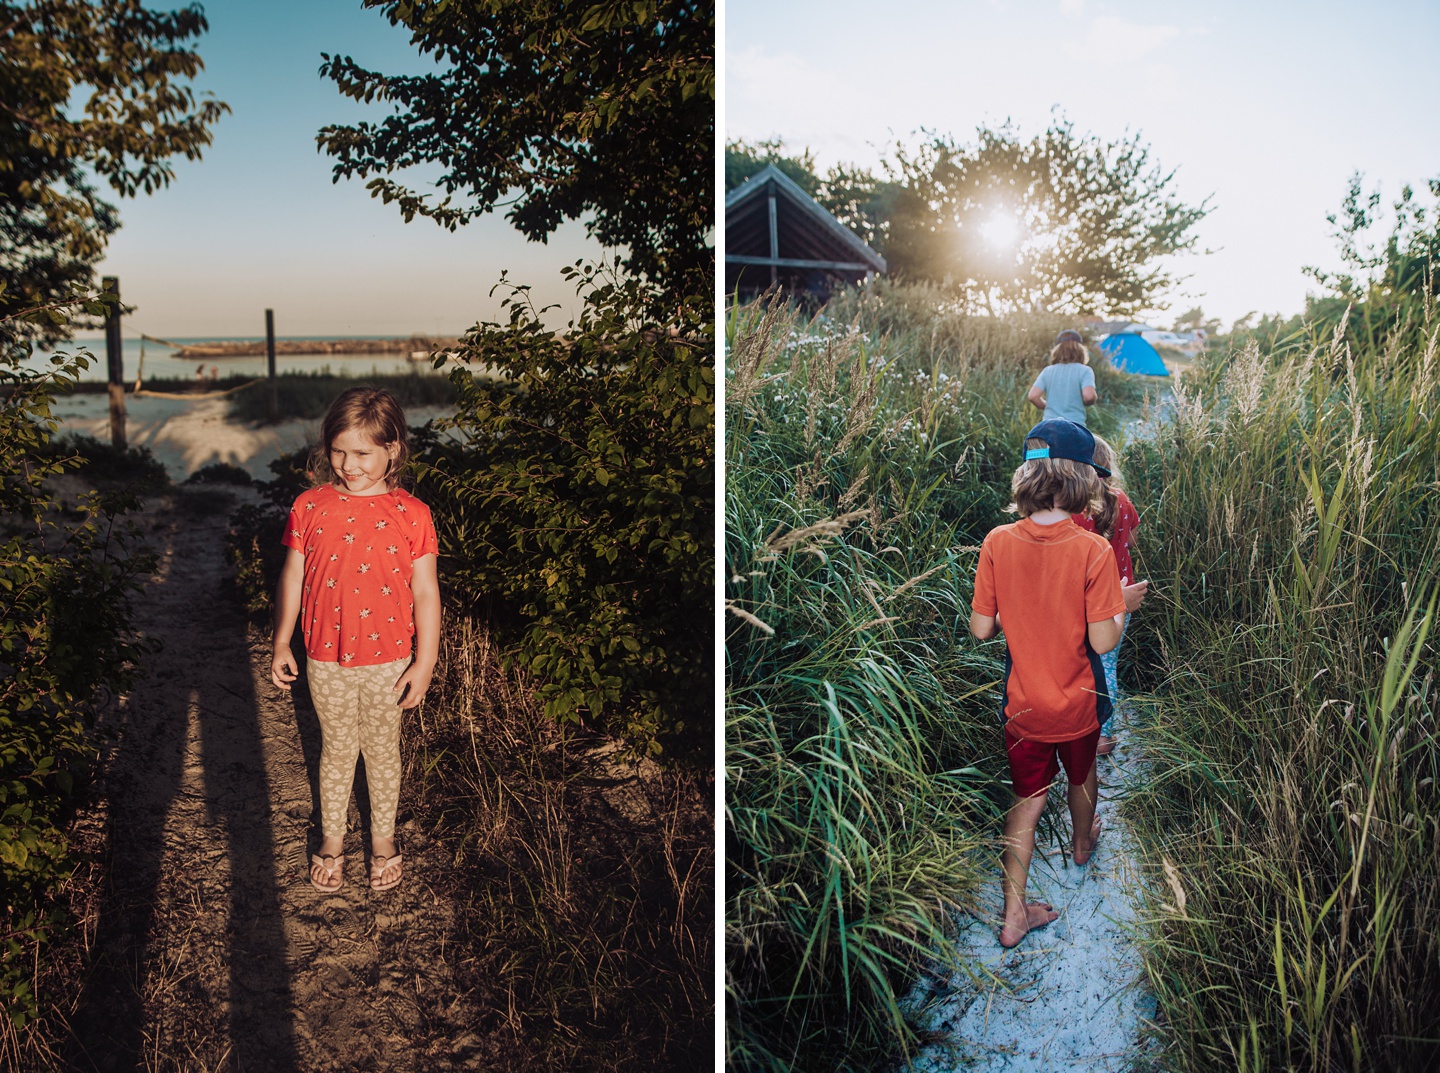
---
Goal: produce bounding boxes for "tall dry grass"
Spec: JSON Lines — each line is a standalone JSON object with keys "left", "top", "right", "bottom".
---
{"left": 404, "top": 613, "right": 713, "bottom": 1071}
{"left": 1121, "top": 310, "right": 1440, "bottom": 1071}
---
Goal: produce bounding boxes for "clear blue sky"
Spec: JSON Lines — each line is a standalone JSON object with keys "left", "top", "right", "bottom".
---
{"left": 86, "top": 0, "right": 601, "bottom": 339}
{"left": 725, "top": 0, "right": 1440, "bottom": 327}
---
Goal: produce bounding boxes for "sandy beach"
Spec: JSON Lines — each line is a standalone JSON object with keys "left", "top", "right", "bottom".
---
{"left": 50, "top": 393, "right": 456, "bottom": 480}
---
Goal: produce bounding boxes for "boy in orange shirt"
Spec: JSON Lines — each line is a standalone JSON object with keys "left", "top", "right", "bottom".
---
{"left": 970, "top": 420, "right": 1127, "bottom": 947}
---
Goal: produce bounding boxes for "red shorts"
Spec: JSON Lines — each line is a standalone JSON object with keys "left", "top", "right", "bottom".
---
{"left": 1005, "top": 726, "right": 1100, "bottom": 798}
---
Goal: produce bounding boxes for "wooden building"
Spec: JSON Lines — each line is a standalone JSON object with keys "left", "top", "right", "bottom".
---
{"left": 724, "top": 165, "right": 887, "bottom": 301}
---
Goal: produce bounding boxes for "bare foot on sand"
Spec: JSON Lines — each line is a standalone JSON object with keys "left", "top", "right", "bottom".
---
{"left": 999, "top": 901, "right": 1059, "bottom": 948}
{"left": 1074, "top": 817, "right": 1103, "bottom": 865}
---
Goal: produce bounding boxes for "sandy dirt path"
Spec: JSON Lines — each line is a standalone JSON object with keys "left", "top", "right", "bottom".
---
{"left": 63, "top": 495, "right": 496, "bottom": 1072}
{"left": 903, "top": 707, "right": 1156, "bottom": 1071}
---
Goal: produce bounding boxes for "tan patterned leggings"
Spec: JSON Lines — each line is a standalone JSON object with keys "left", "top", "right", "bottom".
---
{"left": 307, "top": 656, "right": 409, "bottom": 839}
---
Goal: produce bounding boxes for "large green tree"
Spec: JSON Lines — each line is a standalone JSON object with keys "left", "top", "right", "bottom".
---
{"left": 881, "top": 119, "right": 1209, "bottom": 316}
{"left": 1300, "top": 172, "right": 1440, "bottom": 350}
{"left": 1305, "top": 171, "right": 1440, "bottom": 302}
{"left": 317, "top": 0, "right": 714, "bottom": 295}
{"left": 729, "top": 122, "right": 1205, "bottom": 315}
{"left": 318, "top": 0, "right": 715, "bottom": 751}
{"left": 0, "top": 0, "right": 227, "bottom": 341}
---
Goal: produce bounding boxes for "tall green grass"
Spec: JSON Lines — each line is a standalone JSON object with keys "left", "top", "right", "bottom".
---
{"left": 724, "top": 286, "right": 1156, "bottom": 1069}
{"left": 1121, "top": 313, "right": 1440, "bottom": 1070}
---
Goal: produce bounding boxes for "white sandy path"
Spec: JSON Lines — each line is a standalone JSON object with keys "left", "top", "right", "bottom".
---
{"left": 902, "top": 706, "right": 1156, "bottom": 1072}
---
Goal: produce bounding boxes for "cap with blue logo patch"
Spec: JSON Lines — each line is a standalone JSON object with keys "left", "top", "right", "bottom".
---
{"left": 1023, "top": 419, "right": 1110, "bottom": 478}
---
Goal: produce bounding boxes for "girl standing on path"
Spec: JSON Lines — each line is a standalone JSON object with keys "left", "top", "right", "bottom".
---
{"left": 1073, "top": 433, "right": 1146, "bottom": 755}
{"left": 270, "top": 387, "right": 440, "bottom": 892}
{"left": 1027, "top": 329, "right": 1098, "bottom": 425}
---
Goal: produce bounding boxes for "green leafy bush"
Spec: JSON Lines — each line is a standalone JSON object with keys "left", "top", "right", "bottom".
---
{"left": 46, "top": 433, "right": 170, "bottom": 495}
{"left": 0, "top": 348, "right": 152, "bottom": 1033}
{"left": 417, "top": 266, "right": 713, "bottom": 755}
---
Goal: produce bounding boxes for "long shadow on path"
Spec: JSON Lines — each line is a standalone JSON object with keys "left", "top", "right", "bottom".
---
{"left": 67, "top": 511, "right": 300, "bottom": 1072}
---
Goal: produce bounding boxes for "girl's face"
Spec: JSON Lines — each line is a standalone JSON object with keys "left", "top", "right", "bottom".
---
{"left": 329, "top": 427, "right": 397, "bottom": 496}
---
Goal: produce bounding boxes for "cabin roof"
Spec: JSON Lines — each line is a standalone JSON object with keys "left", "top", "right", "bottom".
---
{"left": 725, "top": 165, "right": 887, "bottom": 274}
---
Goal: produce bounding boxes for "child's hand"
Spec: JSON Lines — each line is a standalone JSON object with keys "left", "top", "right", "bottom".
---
{"left": 271, "top": 644, "right": 298, "bottom": 691}
{"left": 393, "top": 662, "right": 434, "bottom": 709}
{"left": 1122, "top": 579, "right": 1149, "bottom": 612}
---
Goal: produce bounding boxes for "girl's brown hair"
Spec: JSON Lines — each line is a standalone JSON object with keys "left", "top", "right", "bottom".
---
{"left": 308, "top": 387, "right": 410, "bottom": 490}
{"left": 1087, "top": 434, "right": 1122, "bottom": 538}
{"left": 1008, "top": 438, "right": 1103, "bottom": 517}
{"left": 1050, "top": 338, "right": 1089, "bottom": 365}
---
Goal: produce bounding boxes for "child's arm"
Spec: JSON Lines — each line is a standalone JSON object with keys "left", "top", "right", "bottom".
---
{"left": 270, "top": 547, "right": 305, "bottom": 690}
{"left": 970, "top": 609, "right": 1000, "bottom": 640}
{"left": 394, "top": 553, "right": 440, "bottom": 709}
{"left": 1087, "top": 612, "right": 1125, "bottom": 654}
{"left": 1081, "top": 385, "right": 1097, "bottom": 406}
{"left": 1026, "top": 385, "right": 1046, "bottom": 411}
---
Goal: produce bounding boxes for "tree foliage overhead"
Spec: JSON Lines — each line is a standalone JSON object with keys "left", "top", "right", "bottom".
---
{"left": 881, "top": 119, "right": 1209, "bottom": 316}
{"left": 318, "top": 2, "right": 715, "bottom": 752}
{"left": 727, "top": 122, "right": 1209, "bottom": 317}
{"left": 0, "top": 0, "right": 227, "bottom": 340}
{"left": 318, "top": 0, "right": 715, "bottom": 293}
{"left": 1305, "top": 171, "right": 1440, "bottom": 302}
{"left": 725, "top": 138, "right": 820, "bottom": 197}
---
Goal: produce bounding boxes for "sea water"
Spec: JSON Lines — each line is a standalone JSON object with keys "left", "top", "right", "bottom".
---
{"left": 17, "top": 336, "right": 449, "bottom": 383}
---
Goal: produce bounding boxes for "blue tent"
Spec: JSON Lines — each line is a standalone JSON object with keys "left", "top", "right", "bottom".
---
{"left": 1098, "top": 332, "right": 1169, "bottom": 376}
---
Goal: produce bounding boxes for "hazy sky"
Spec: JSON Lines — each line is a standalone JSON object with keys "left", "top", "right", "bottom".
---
{"left": 84, "top": 0, "right": 601, "bottom": 339}
{"left": 725, "top": 0, "right": 1440, "bottom": 327}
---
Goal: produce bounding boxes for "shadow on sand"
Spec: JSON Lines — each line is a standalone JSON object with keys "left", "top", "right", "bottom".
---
{"left": 66, "top": 519, "right": 300, "bottom": 1073}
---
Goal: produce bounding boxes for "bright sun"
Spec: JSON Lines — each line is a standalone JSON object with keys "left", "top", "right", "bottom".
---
{"left": 979, "top": 213, "right": 1021, "bottom": 251}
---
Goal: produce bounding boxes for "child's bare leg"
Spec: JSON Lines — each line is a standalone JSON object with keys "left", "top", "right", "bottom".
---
{"left": 1000, "top": 792, "right": 1058, "bottom": 947}
{"left": 1069, "top": 760, "right": 1102, "bottom": 864}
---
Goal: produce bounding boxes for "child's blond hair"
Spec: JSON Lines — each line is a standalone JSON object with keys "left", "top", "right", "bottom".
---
{"left": 308, "top": 386, "right": 411, "bottom": 490}
{"left": 1049, "top": 338, "right": 1089, "bottom": 365}
{"left": 1009, "top": 438, "right": 1104, "bottom": 517}
{"left": 1088, "top": 434, "right": 1123, "bottom": 538}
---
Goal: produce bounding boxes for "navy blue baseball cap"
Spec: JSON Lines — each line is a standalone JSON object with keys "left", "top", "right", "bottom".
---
{"left": 1054, "top": 329, "right": 1084, "bottom": 345}
{"left": 1023, "top": 419, "right": 1111, "bottom": 478}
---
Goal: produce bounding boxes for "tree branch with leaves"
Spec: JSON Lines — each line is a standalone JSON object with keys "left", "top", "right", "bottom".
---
{"left": 0, "top": 0, "right": 227, "bottom": 342}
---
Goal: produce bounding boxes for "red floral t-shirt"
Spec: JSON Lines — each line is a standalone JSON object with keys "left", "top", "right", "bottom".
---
{"left": 282, "top": 484, "right": 438, "bottom": 666}
{"left": 1073, "top": 488, "right": 1140, "bottom": 584}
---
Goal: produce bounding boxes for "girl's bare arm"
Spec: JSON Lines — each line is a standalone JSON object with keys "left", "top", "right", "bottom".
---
{"left": 395, "top": 553, "right": 440, "bottom": 709}
{"left": 271, "top": 547, "right": 305, "bottom": 689}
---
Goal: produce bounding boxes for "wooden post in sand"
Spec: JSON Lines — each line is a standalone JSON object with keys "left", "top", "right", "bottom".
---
{"left": 265, "top": 308, "right": 278, "bottom": 423}
{"left": 102, "top": 276, "right": 126, "bottom": 450}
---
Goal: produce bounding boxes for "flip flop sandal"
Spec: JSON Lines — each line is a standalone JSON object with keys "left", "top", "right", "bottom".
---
{"left": 310, "top": 852, "right": 344, "bottom": 892}
{"left": 370, "top": 850, "right": 403, "bottom": 892}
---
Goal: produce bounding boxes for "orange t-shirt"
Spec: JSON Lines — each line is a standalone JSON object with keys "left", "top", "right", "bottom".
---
{"left": 282, "top": 484, "right": 438, "bottom": 666}
{"left": 972, "top": 516, "right": 1126, "bottom": 742}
